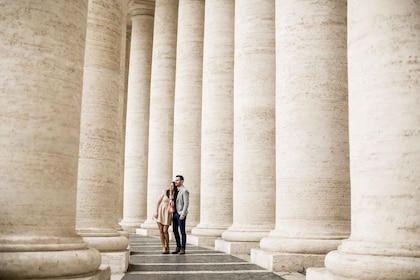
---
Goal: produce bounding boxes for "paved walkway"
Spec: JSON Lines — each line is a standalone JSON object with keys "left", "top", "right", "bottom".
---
{"left": 121, "top": 234, "right": 306, "bottom": 280}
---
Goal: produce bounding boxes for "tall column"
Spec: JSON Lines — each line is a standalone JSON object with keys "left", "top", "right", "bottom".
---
{"left": 216, "top": 0, "right": 276, "bottom": 257}
{"left": 77, "top": 0, "right": 129, "bottom": 274}
{"left": 190, "top": 0, "right": 234, "bottom": 247}
{"left": 172, "top": 0, "right": 205, "bottom": 229}
{"left": 116, "top": 0, "right": 129, "bottom": 242}
{"left": 0, "top": 1, "right": 108, "bottom": 279}
{"left": 120, "top": 0, "right": 155, "bottom": 232}
{"left": 252, "top": 0, "right": 350, "bottom": 272}
{"left": 140, "top": 0, "right": 179, "bottom": 234}
{"left": 308, "top": 1, "right": 420, "bottom": 280}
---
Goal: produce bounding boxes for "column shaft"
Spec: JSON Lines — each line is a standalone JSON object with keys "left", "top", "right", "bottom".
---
{"left": 121, "top": 0, "right": 155, "bottom": 231}
{"left": 77, "top": 0, "right": 129, "bottom": 273}
{"left": 172, "top": 0, "right": 205, "bottom": 229}
{"left": 217, "top": 0, "right": 276, "bottom": 256}
{"left": 190, "top": 0, "right": 234, "bottom": 246}
{"left": 308, "top": 1, "right": 420, "bottom": 279}
{"left": 0, "top": 1, "right": 104, "bottom": 278}
{"left": 252, "top": 0, "right": 350, "bottom": 272}
{"left": 141, "top": 0, "right": 178, "bottom": 233}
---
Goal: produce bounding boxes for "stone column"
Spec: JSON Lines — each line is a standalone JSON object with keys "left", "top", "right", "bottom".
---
{"left": 251, "top": 0, "right": 350, "bottom": 272}
{"left": 139, "top": 0, "right": 178, "bottom": 235}
{"left": 216, "top": 0, "right": 276, "bottom": 258}
{"left": 0, "top": 1, "right": 108, "bottom": 279}
{"left": 120, "top": 0, "right": 155, "bottom": 232}
{"left": 116, "top": 1, "right": 131, "bottom": 245}
{"left": 172, "top": 0, "right": 205, "bottom": 229}
{"left": 308, "top": 1, "right": 420, "bottom": 280}
{"left": 77, "top": 0, "right": 129, "bottom": 274}
{"left": 190, "top": 0, "right": 234, "bottom": 247}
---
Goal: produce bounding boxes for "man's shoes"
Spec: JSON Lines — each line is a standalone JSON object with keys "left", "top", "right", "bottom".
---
{"left": 178, "top": 249, "right": 185, "bottom": 255}
{"left": 172, "top": 247, "right": 180, "bottom": 254}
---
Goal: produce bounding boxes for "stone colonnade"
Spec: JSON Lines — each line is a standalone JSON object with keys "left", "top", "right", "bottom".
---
{"left": 1, "top": 0, "right": 419, "bottom": 280}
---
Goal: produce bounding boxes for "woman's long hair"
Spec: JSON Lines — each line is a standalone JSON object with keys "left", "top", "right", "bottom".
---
{"left": 166, "top": 181, "right": 177, "bottom": 198}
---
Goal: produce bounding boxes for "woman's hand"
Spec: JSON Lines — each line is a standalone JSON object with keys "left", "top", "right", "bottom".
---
{"left": 154, "top": 212, "right": 158, "bottom": 219}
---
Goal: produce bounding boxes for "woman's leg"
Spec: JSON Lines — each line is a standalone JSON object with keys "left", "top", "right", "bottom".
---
{"left": 163, "top": 225, "right": 170, "bottom": 252}
{"left": 157, "top": 222, "right": 165, "bottom": 251}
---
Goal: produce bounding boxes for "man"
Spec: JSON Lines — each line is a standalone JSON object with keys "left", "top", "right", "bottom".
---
{"left": 172, "top": 175, "right": 189, "bottom": 255}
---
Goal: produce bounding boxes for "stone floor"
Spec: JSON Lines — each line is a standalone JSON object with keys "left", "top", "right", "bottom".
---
{"left": 119, "top": 234, "right": 306, "bottom": 280}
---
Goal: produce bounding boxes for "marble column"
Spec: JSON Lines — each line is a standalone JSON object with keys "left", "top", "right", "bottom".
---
{"left": 139, "top": 0, "right": 178, "bottom": 235}
{"left": 0, "top": 1, "right": 108, "bottom": 279}
{"left": 216, "top": 0, "right": 276, "bottom": 258}
{"left": 190, "top": 0, "right": 234, "bottom": 247}
{"left": 308, "top": 1, "right": 420, "bottom": 279}
{"left": 120, "top": 0, "right": 155, "bottom": 232}
{"left": 77, "top": 0, "right": 129, "bottom": 274}
{"left": 115, "top": 0, "right": 129, "bottom": 241}
{"left": 251, "top": 0, "right": 350, "bottom": 272}
{"left": 172, "top": 0, "right": 205, "bottom": 229}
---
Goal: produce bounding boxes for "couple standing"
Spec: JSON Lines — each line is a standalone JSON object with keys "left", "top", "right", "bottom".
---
{"left": 153, "top": 175, "right": 189, "bottom": 255}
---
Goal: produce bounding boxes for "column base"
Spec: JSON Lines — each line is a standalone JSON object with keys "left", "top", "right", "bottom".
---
{"left": 119, "top": 219, "right": 143, "bottom": 233}
{"left": 52, "top": 265, "right": 111, "bottom": 280}
{"left": 251, "top": 248, "right": 325, "bottom": 272}
{"left": 215, "top": 239, "right": 260, "bottom": 261}
{"left": 188, "top": 234, "right": 217, "bottom": 247}
{"left": 306, "top": 268, "right": 338, "bottom": 280}
{"left": 101, "top": 251, "right": 129, "bottom": 274}
{"left": 136, "top": 228, "right": 160, "bottom": 236}
{"left": 0, "top": 248, "right": 102, "bottom": 279}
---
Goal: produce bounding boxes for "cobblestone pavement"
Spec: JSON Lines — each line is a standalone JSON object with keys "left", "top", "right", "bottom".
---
{"left": 121, "top": 234, "right": 301, "bottom": 280}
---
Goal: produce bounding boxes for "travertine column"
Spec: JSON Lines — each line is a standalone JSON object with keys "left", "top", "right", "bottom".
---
{"left": 140, "top": 0, "right": 178, "bottom": 234}
{"left": 120, "top": 0, "right": 155, "bottom": 232}
{"left": 0, "top": 1, "right": 107, "bottom": 279}
{"left": 172, "top": 0, "right": 205, "bottom": 229}
{"left": 308, "top": 1, "right": 420, "bottom": 280}
{"left": 77, "top": 0, "right": 129, "bottom": 273}
{"left": 116, "top": 0, "right": 129, "bottom": 239}
{"left": 252, "top": 0, "right": 350, "bottom": 272}
{"left": 190, "top": 0, "right": 234, "bottom": 247}
{"left": 216, "top": 0, "right": 275, "bottom": 257}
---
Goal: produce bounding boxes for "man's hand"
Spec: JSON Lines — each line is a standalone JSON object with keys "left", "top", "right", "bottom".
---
{"left": 180, "top": 214, "right": 185, "bottom": 220}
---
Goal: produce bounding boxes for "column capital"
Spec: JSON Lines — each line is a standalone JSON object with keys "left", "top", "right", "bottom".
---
{"left": 129, "top": 0, "right": 155, "bottom": 17}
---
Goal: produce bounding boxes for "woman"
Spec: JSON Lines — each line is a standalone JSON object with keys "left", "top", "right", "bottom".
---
{"left": 154, "top": 181, "right": 176, "bottom": 254}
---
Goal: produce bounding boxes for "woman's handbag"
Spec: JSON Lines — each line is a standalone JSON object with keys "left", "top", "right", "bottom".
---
{"left": 168, "top": 197, "right": 175, "bottom": 213}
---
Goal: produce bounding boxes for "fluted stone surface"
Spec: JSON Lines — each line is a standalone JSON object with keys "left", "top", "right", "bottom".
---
{"left": 121, "top": 0, "right": 155, "bottom": 231}
{"left": 308, "top": 1, "right": 420, "bottom": 279}
{"left": 218, "top": 0, "right": 276, "bottom": 252}
{"left": 252, "top": 0, "right": 350, "bottom": 272}
{"left": 190, "top": 0, "right": 234, "bottom": 246}
{"left": 172, "top": 0, "right": 205, "bottom": 229}
{"left": 0, "top": 1, "right": 105, "bottom": 278}
{"left": 77, "top": 0, "right": 128, "bottom": 272}
{"left": 141, "top": 0, "right": 178, "bottom": 233}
